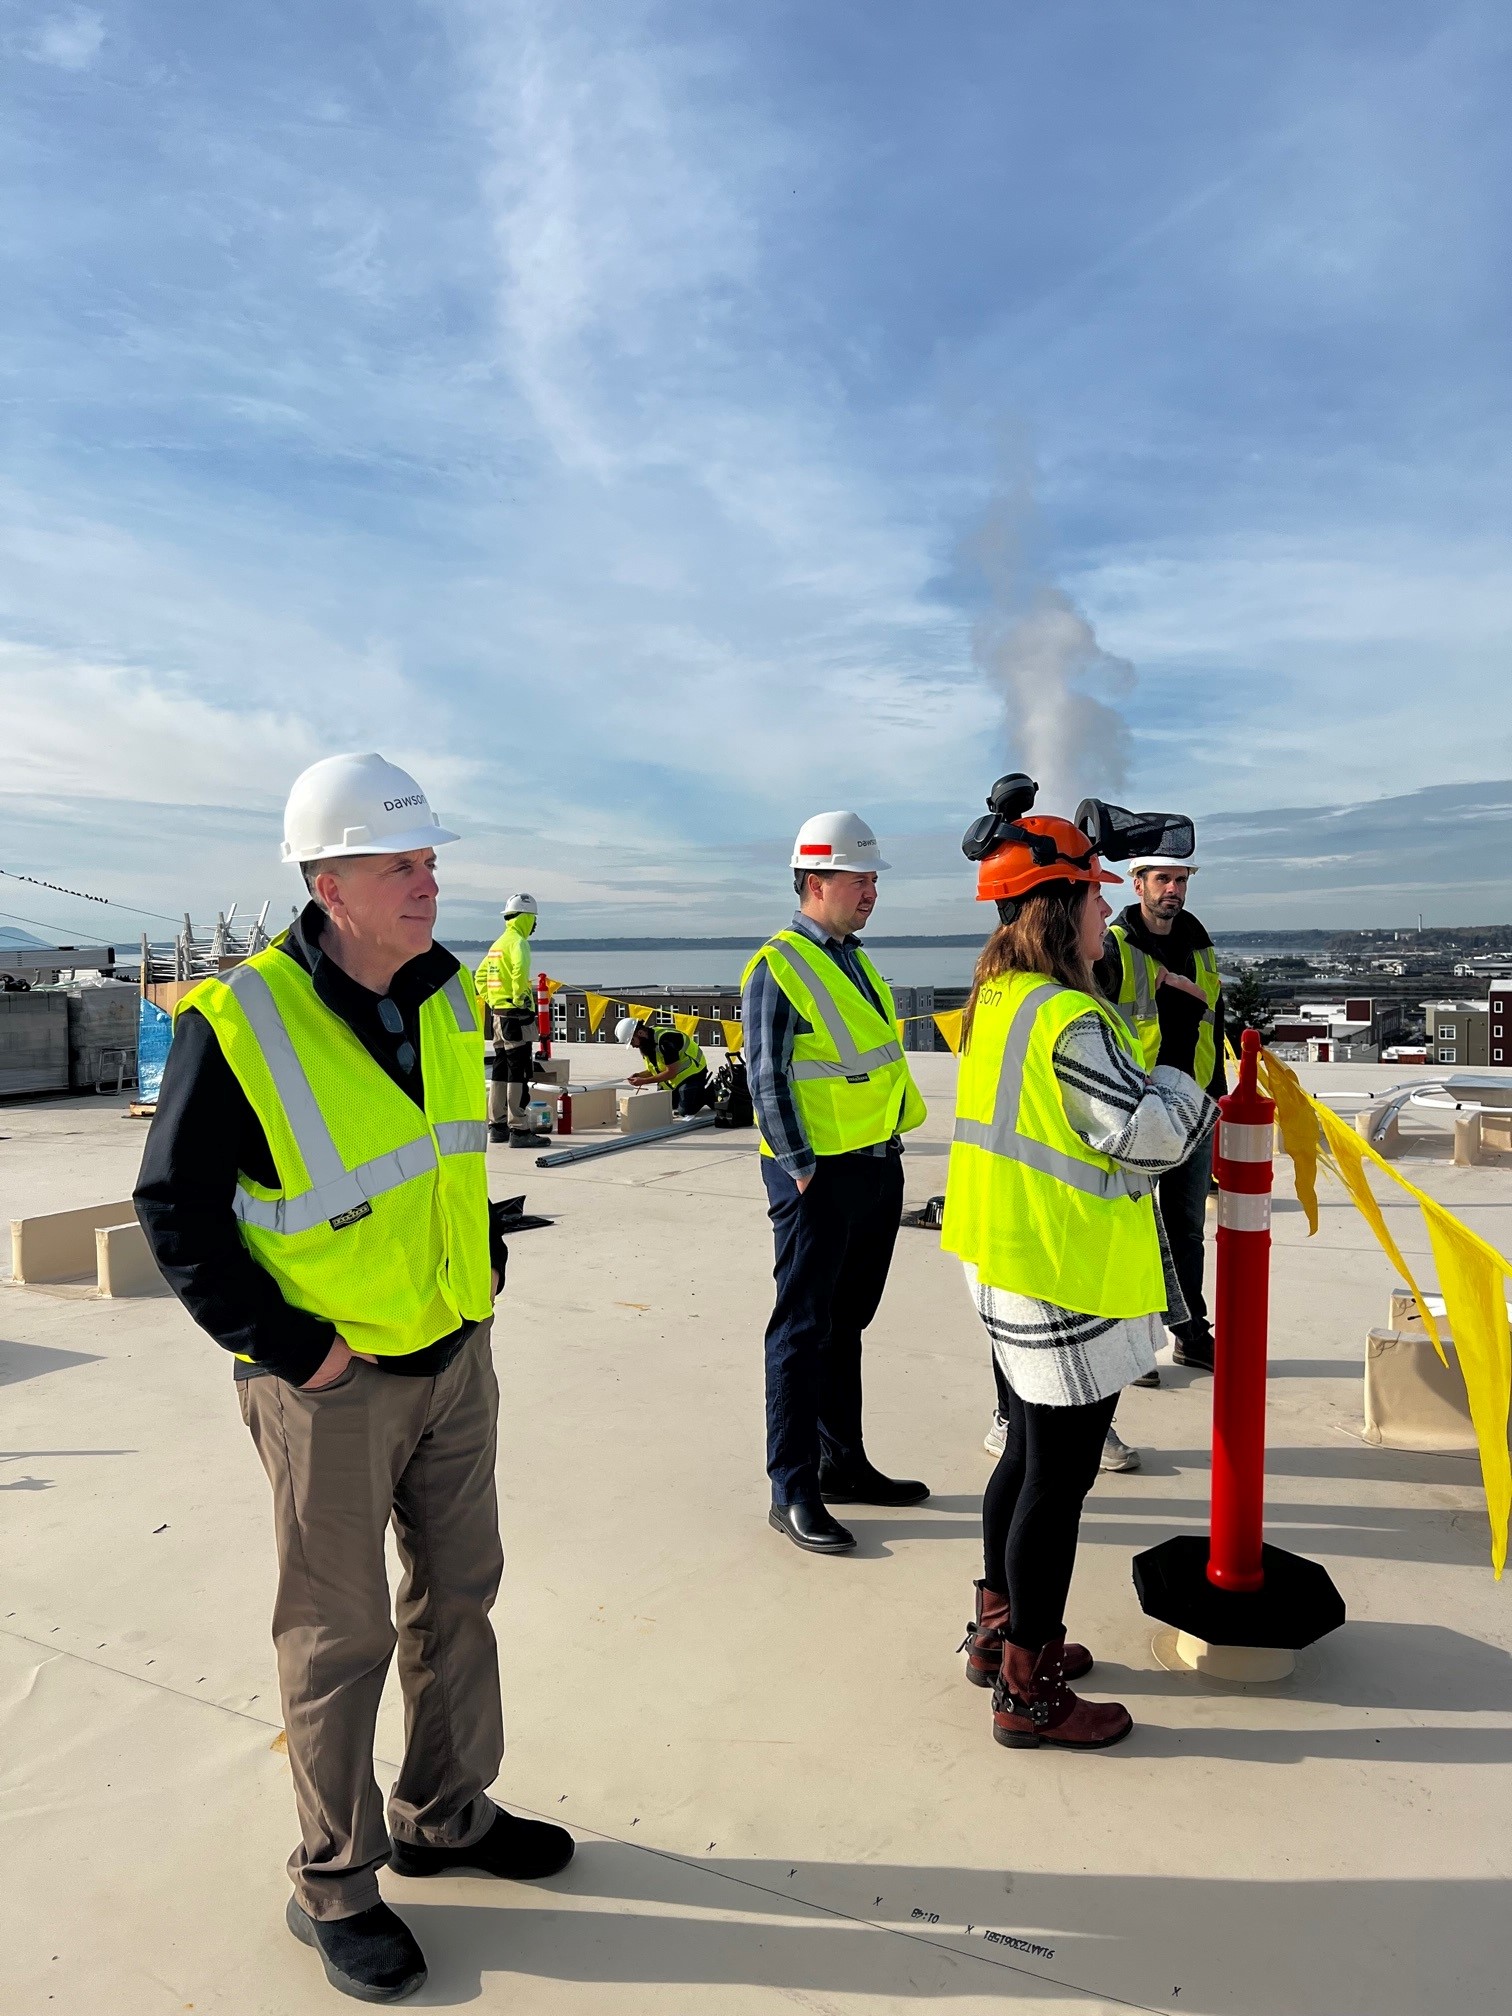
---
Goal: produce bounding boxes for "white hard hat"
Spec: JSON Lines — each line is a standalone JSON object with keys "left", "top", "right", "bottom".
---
{"left": 1129, "top": 856, "right": 1199, "bottom": 876}
{"left": 790, "top": 810, "right": 890, "bottom": 873}
{"left": 502, "top": 892, "right": 537, "bottom": 917}
{"left": 614, "top": 1016, "right": 643, "bottom": 1044}
{"left": 281, "top": 753, "right": 460, "bottom": 864}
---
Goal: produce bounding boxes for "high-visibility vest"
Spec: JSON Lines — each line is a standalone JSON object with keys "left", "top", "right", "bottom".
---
{"left": 656, "top": 1031, "right": 706, "bottom": 1088}
{"left": 1107, "top": 924, "right": 1161, "bottom": 1068}
{"left": 181, "top": 943, "right": 492, "bottom": 1360}
{"left": 1108, "top": 926, "right": 1223, "bottom": 1087}
{"left": 476, "top": 918, "right": 532, "bottom": 1015}
{"left": 741, "top": 929, "right": 926, "bottom": 1158}
{"left": 941, "top": 970, "right": 1164, "bottom": 1317}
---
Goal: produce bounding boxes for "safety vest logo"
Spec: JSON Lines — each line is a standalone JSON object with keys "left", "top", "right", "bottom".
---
{"left": 329, "top": 1201, "right": 374, "bottom": 1230}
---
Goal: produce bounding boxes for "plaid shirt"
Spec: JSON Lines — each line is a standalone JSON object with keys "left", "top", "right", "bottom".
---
{"left": 742, "top": 910, "right": 900, "bottom": 1181}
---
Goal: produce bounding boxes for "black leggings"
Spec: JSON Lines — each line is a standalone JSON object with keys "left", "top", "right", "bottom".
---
{"left": 982, "top": 1382, "right": 1118, "bottom": 1649}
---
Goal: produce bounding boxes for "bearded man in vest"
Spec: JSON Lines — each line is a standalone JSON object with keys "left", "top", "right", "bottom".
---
{"left": 742, "top": 811, "right": 930, "bottom": 1554}
{"left": 1093, "top": 852, "right": 1224, "bottom": 1408}
{"left": 135, "top": 753, "right": 571, "bottom": 2005}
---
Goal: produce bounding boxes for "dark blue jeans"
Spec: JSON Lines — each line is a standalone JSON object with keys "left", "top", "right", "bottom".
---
{"left": 1159, "top": 1134, "right": 1212, "bottom": 1337}
{"left": 760, "top": 1150, "right": 903, "bottom": 1506}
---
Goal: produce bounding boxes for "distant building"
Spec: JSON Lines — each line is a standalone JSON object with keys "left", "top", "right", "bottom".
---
{"left": 1424, "top": 1000, "right": 1489, "bottom": 1068}
{"left": 1490, "top": 982, "right": 1512, "bottom": 1067}
{"left": 1269, "top": 997, "right": 1401, "bottom": 1062}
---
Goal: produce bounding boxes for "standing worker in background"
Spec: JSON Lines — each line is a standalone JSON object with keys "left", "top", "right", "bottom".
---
{"left": 478, "top": 893, "right": 548, "bottom": 1148}
{"left": 1095, "top": 849, "right": 1223, "bottom": 1395}
{"left": 615, "top": 1014, "right": 713, "bottom": 1114}
{"left": 135, "top": 753, "right": 571, "bottom": 2005}
{"left": 742, "top": 811, "right": 930, "bottom": 1555}
{"left": 943, "top": 804, "right": 1216, "bottom": 1750}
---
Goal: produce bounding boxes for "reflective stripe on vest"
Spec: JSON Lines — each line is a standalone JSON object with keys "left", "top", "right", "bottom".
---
{"left": 941, "top": 972, "right": 1164, "bottom": 1317}
{"left": 951, "top": 981, "right": 1151, "bottom": 1201}
{"left": 662, "top": 1033, "right": 706, "bottom": 1088}
{"left": 183, "top": 942, "right": 491, "bottom": 1359}
{"left": 1192, "top": 945, "right": 1221, "bottom": 1088}
{"left": 741, "top": 930, "right": 926, "bottom": 1156}
{"left": 1109, "top": 925, "right": 1162, "bottom": 1069}
{"left": 223, "top": 964, "right": 484, "bottom": 1236}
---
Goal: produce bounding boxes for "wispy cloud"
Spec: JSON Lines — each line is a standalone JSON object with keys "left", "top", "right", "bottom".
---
{"left": 26, "top": 7, "right": 103, "bottom": 72}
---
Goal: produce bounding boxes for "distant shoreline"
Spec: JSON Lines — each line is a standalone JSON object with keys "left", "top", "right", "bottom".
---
{"left": 450, "top": 928, "right": 1387, "bottom": 954}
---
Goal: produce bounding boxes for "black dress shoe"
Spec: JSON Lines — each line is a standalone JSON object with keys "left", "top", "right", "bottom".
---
{"left": 768, "top": 1499, "right": 856, "bottom": 1553}
{"left": 388, "top": 1806, "right": 575, "bottom": 1881}
{"left": 817, "top": 1459, "right": 930, "bottom": 1507}
{"left": 285, "top": 1897, "right": 426, "bottom": 2004}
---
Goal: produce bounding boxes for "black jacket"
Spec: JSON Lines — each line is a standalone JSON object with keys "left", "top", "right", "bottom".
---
{"left": 1094, "top": 904, "right": 1226, "bottom": 1096}
{"left": 134, "top": 903, "right": 504, "bottom": 1385}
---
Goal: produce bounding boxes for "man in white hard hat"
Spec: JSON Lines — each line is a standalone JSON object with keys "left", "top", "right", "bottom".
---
{"left": 135, "top": 753, "right": 572, "bottom": 2004}
{"left": 615, "top": 1013, "right": 712, "bottom": 1114}
{"left": 478, "top": 894, "right": 548, "bottom": 1147}
{"left": 1091, "top": 850, "right": 1224, "bottom": 1462}
{"left": 740, "top": 811, "right": 930, "bottom": 1554}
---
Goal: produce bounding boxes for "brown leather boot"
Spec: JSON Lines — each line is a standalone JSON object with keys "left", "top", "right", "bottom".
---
{"left": 960, "top": 1582, "right": 1092, "bottom": 1688}
{"left": 991, "top": 1632, "right": 1132, "bottom": 1749}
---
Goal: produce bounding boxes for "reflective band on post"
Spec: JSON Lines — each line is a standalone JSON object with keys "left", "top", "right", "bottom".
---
{"left": 1220, "top": 1121, "right": 1273, "bottom": 1163}
{"left": 1217, "top": 1191, "right": 1271, "bottom": 1231}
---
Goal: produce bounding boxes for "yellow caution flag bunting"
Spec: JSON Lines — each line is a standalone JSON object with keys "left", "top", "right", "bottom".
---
{"left": 721, "top": 1020, "right": 745, "bottom": 1052}
{"left": 1261, "top": 1045, "right": 1512, "bottom": 1576}
{"left": 673, "top": 1011, "right": 700, "bottom": 1038}
{"left": 933, "top": 1008, "right": 964, "bottom": 1055}
{"left": 627, "top": 1002, "right": 654, "bottom": 1022}
{"left": 584, "top": 992, "right": 612, "bottom": 1035}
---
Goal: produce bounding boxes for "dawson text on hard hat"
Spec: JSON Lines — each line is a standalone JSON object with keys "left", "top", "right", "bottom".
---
{"left": 789, "top": 811, "right": 891, "bottom": 873}
{"left": 281, "top": 753, "right": 461, "bottom": 864}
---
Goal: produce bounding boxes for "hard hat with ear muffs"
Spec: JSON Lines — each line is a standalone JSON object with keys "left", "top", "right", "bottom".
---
{"left": 961, "top": 775, "right": 1121, "bottom": 924}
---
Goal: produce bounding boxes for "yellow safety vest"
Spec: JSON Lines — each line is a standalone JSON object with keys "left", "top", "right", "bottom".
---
{"left": 657, "top": 1031, "right": 706, "bottom": 1088}
{"left": 741, "top": 929, "right": 926, "bottom": 1158}
{"left": 941, "top": 971, "right": 1164, "bottom": 1317}
{"left": 1107, "top": 924, "right": 1161, "bottom": 1069}
{"left": 1108, "top": 926, "right": 1222, "bottom": 1087}
{"left": 476, "top": 918, "right": 533, "bottom": 1015}
{"left": 181, "top": 942, "right": 492, "bottom": 1360}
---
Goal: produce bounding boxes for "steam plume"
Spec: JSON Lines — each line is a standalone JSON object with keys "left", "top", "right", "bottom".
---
{"left": 971, "top": 500, "right": 1135, "bottom": 816}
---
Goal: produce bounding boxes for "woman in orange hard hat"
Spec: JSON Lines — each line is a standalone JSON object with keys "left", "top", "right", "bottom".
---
{"left": 941, "top": 794, "right": 1217, "bottom": 1750}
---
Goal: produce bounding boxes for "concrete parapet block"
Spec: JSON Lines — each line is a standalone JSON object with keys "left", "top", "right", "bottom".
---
{"left": 568, "top": 1084, "right": 618, "bottom": 1130}
{"left": 1363, "top": 1327, "right": 1476, "bottom": 1452}
{"left": 1453, "top": 1112, "right": 1483, "bottom": 1167}
{"left": 618, "top": 1088, "right": 673, "bottom": 1134}
{"left": 1355, "top": 1106, "right": 1401, "bottom": 1156}
{"left": 11, "top": 1199, "right": 138, "bottom": 1283}
{"left": 95, "top": 1220, "right": 165, "bottom": 1297}
{"left": 532, "top": 1057, "right": 571, "bottom": 1087}
{"left": 1481, "top": 1109, "right": 1512, "bottom": 1153}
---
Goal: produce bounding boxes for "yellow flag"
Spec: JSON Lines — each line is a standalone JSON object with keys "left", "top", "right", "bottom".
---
{"left": 674, "top": 1011, "right": 700, "bottom": 1038}
{"left": 585, "top": 992, "right": 612, "bottom": 1035}
{"left": 933, "top": 1008, "right": 964, "bottom": 1055}
{"left": 1421, "top": 1202, "right": 1512, "bottom": 1578}
{"left": 627, "top": 1002, "right": 654, "bottom": 1022}
{"left": 721, "top": 1020, "right": 745, "bottom": 1052}
{"left": 1258, "top": 1048, "right": 1322, "bottom": 1236}
{"left": 1263, "top": 1045, "right": 1511, "bottom": 1576}
{"left": 543, "top": 975, "right": 564, "bottom": 996}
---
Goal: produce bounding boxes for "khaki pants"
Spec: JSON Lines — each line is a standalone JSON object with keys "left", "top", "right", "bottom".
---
{"left": 241, "top": 1321, "right": 505, "bottom": 1919}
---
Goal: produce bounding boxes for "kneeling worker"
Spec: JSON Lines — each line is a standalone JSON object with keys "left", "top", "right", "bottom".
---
{"left": 742, "top": 810, "right": 930, "bottom": 1555}
{"left": 478, "top": 892, "right": 548, "bottom": 1147}
{"left": 616, "top": 1014, "right": 712, "bottom": 1114}
{"left": 135, "top": 753, "right": 571, "bottom": 2005}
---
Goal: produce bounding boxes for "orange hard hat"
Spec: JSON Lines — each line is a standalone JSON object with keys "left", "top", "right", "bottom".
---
{"left": 974, "top": 816, "right": 1123, "bottom": 905}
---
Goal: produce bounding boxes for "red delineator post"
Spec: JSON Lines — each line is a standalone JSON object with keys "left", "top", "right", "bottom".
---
{"left": 1207, "top": 1028, "right": 1274, "bottom": 1594}
{"left": 536, "top": 973, "right": 553, "bottom": 1059}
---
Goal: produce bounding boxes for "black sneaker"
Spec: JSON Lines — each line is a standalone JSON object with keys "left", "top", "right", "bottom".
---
{"left": 508, "top": 1129, "right": 551, "bottom": 1148}
{"left": 1172, "top": 1329, "right": 1215, "bottom": 1372}
{"left": 285, "top": 1897, "right": 426, "bottom": 2003}
{"left": 389, "top": 1806, "right": 575, "bottom": 1881}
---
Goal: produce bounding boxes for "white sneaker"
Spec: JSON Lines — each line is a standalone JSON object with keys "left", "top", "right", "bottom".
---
{"left": 1100, "top": 1427, "right": 1141, "bottom": 1473}
{"left": 983, "top": 1411, "right": 1008, "bottom": 1458}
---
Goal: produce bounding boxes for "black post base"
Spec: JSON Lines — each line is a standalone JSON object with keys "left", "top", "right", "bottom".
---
{"left": 1132, "top": 1536, "right": 1345, "bottom": 1650}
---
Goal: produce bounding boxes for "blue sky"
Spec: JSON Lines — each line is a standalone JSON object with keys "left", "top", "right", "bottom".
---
{"left": 2, "top": 0, "right": 1510, "bottom": 944}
